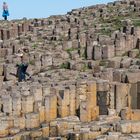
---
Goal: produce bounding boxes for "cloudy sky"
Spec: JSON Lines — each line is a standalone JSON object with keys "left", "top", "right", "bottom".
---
{"left": 1, "top": 0, "right": 115, "bottom": 20}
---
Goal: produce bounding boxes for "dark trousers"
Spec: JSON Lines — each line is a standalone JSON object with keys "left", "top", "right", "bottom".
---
{"left": 4, "top": 16, "right": 7, "bottom": 20}
{"left": 18, "top": 72, "right": 25, "bottom": 82}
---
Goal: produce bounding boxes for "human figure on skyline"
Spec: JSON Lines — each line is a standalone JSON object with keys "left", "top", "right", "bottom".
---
{"left": 2, "top": 2, "right": 9, "bottom": 20}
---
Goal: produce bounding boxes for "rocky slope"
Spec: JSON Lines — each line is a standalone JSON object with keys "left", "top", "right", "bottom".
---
{"left": 1, "top": 0, "right": 140, "bottom": 139}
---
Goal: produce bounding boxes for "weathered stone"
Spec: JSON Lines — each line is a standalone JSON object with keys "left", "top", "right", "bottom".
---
{"left": 12, "top": 97, "right": 21, "bottom": 116}
{"left": 108, "top": 57, "right": 121, "bottom": 69}
{"left": 57, "top": 121, "right": 68, "bottom": 136}
{"left": 80, "top": 101, "right": 90, "bottom": 122}
{"left": 115, "top": 83, "right": 131, "bottom": 114}
{"left": 1, "top": 1, "right": 140, "bottom": 139}
{"left": 113, "top": 69, "right": 125, "bottom": 82}
{"left": 42, "top": 123, "right": 49, "bottom": 138}
{"left": 9, "top": 128, "right": 20, "bottom": 135}
{"left": 117, "top": 121, "right": 131, "bottom": 134}
{"left": 0, "top": 64, "right": 3, "bottom": 76}
{"left": 42, "top": 86, "right": 51, "bottom": 96}
{"left": 86, "top": 46, "right": 93, "bottom": 60}
{"left": 120, "top": 107, "right": 131, "bottom": 120}
{"left": 45, "top": 94, "right": 57, "bottom": 122}
{"left": 128, "top": 49, "right": 139, "bottom": 58}
{"left": 38, "top": 106, "right": 45, "bottom": 123}
{"left": 13, "top": 116, "right": 25, "bottom": 130}
{"left": 107, "top": 132, "right": 121, "bottom": 140}
{"left": 69, "top": 86, "right": 76, "bottom": 116}
{"left": 126, "top": 71, "right": 140, "bottom": 83}
{"left": 100, "top": 68, "right": 113, "bottom": 82}
{"left": 131, "top": 121, "right": 140, "bottom": 133}
{"left": 120, "top": 57, "right": 132, "bottom": 68}
{"left": 2, "top": 95, "right": 12, "bottom": 114}
{"left": 97, "top": 91, "right": 109, "bottom": 115}
{"left": 21, "top": 95, "right": 34, "bottom": 114}
{"left": 41, "top": 54, "right": 53, "bottom": 68}
{"left": 131, "top": 110, "right": 140, "bottom": 121}
{"left": 93, "top": 45, "right": 102, "bottom": 60}
{"left": 3, "top": 64, "right": 17, "bottom": 81}
{"left": 30, "top": 130, "right": 42, "bottom": 138}
{"left": 30, "top": 85, "right": 43, "bottom": 101}
{"left": 102, "top": 45, "right": 115, "bottom": 59}
{"left": 97, "top": 80, "right": 109, "bottom": 92}
{"left": 25, "top": 113, "right": 40, "bottom": 130}
{"left": 130, "top": 83, "right": 138, "bottom": 109}
{"left": 0, "top": 126, "right": 9, "bottom": 137}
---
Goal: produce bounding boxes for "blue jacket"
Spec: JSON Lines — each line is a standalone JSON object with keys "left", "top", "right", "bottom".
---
{"left": 2, "top": 10, "right": 9, "bottom": 17}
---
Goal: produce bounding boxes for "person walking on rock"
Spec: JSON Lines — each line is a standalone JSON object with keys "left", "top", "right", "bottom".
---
{"left": 16, "top": 53, "right": 30, "bottom": 82}
{"left": 2, "top": 2, "right": 9, "bottom": 20}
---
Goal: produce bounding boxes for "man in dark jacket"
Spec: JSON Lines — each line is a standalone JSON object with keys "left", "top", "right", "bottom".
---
{"left": 16, "top": 54, "right": 30, "bottom": 82}
{"left": 16, "top": 63, "right": 30, "bottom": 82}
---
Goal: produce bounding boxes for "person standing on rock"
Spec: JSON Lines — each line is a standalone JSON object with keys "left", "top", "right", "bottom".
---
{"left": 2, "top": 2, "right": 9, "bottom": 20}
{"left": 16, "top": 53, "right": 30, "bottom": 82}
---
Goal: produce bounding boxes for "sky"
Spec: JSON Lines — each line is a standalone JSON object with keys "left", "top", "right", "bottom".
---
{"left": 1, "top": 0, "right": 115, "bottom": 20}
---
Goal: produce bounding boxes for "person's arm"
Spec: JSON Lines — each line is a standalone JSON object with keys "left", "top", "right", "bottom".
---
{"left": 25, "top": 72, "right": 30, "bottom": 76}
{"left": 23, "top": 64, "right": 30, "bottom": 77}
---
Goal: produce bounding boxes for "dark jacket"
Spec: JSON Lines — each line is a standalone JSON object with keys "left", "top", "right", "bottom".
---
{"left": 16, "top": 63, "right": 29, "bottom": 82}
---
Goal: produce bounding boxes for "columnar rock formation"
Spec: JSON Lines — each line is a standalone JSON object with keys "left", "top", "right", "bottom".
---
{"left": 1, "top": 0, "right": 140, "bottom": 139}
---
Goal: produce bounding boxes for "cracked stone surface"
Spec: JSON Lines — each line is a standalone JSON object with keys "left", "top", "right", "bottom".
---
{"left": 1, "top": 0, "right": 140, "bottom": 139}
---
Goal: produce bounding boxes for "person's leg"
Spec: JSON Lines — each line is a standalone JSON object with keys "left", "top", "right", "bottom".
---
{"left": 18, "top": 73, "right": 22, "bottom": 82}
{"left": 21, "top": 73, "right": 26, "bottom": 81}
{"left": 18, "top": 71, "right": 25, "bottom": 82}
{"left": 5, "top": 16, "right": 7, "bottom": 20}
